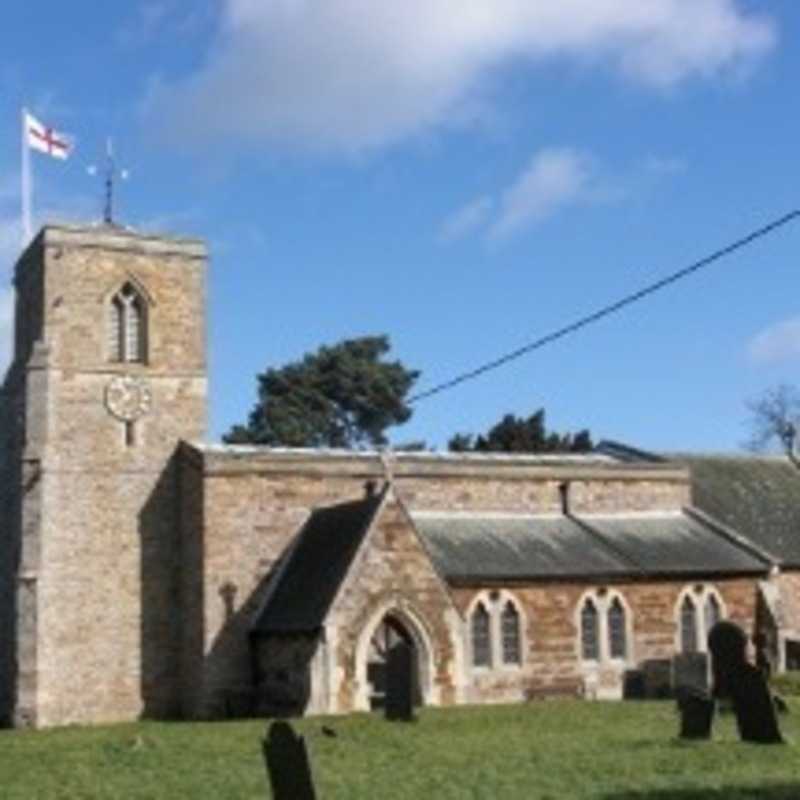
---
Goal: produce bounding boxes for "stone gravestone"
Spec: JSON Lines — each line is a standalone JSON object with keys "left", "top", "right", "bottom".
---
{"left": 678, "top": 692, "right": 715, "bottom": 739}
{"left": 642, "top": 659, "right": 672, "bottom": 699}
{"left": 385, "top": 641, "right": 415, "bottom": 722}
{"left": 708, "top": 621, "right": 783, "bottom": 744}
{"left": 262, "top": 720, "right": 317, "bottom": 800}
{"left": 673, "top": 652, "right": 709, "bottom": 697}
{"left": 673, "top": 652, "right": 713, "bottom": 740}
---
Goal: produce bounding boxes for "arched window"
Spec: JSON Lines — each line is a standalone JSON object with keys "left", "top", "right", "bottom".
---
{"left": 680, "top": 595, "right": 698, "bottom": 653}
{"left": 471, "top": 603, "right": 492, "bottom": 667}
{"left": 704, "top": 593, "right": 721, "bottom": 633}
{"left": 581, "top": 598, "right": 599, "bottom": 660}
{"left": 607, "top": 597, "right": 627, "bottom": 659}
{"left": 109, "top": 282, "right": 147, "bottom": 363}
{"left": 676, "top": 586, "right": 726, "bottom": 655}
{"left": 501, "top": 601, "right": 521, "bottom": 665}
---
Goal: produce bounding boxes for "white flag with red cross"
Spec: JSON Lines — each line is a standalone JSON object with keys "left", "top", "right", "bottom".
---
{"left": 24, "top": 111, "right": 73, "bottom": 159}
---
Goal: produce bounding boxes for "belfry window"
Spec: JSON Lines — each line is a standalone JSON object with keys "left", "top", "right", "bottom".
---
{"left": 471, "top": 603, "right": 492, "bottom": 667}
{"left": 109, "top": 282, "right": 147, "bottom": 363}
{"left": 501, "top": 601, "right": 522, "bottom": 665}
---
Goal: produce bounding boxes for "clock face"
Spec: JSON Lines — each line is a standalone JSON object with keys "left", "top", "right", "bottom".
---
{"left": 105, "top": 375, "right": 152, "bottom": 422}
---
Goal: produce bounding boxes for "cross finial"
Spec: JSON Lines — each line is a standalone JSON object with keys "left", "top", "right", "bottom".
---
{"left": 88, "top": 138, "right": 129, "bottom": 225}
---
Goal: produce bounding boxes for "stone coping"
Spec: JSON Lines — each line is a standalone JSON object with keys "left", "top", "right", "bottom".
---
{"left": 18, "top": 223, "right": 206, "bottom": 268}
{"left": 180, "top": 441, "right": 689, "bottom": 481}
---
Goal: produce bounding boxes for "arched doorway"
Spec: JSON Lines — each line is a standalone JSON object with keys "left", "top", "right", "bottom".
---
{"left": 366, "top": 614, "right": 422, "bottom": 710}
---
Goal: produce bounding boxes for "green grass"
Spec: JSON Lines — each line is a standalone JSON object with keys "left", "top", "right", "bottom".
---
{"left": 3, "top": 701, "right": 800, "bottom": 799}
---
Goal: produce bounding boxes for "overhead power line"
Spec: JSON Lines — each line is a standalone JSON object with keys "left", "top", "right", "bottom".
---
{"left": 409, "top": 210, "right": 800, "bottom": 404}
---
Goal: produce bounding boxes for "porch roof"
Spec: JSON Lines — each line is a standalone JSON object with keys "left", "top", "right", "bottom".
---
{"left": 252, "top": 491, "right": 384, "bottom": 634}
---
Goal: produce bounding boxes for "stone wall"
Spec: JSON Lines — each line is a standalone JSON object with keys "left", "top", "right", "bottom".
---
{"left": 181, "top": 447, "right": 696, "bottom": 716}
{"left": 450, "top": 576, "right": 757, "bottom": 703}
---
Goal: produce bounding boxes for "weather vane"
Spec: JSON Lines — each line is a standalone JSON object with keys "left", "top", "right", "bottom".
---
{"left": 87, "top": 138, "right": 130, "bottom": 225}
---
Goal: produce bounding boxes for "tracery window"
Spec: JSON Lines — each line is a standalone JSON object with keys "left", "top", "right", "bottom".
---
{"left": 578, "top": 590, "right": 632, "bottom": 664}
{"left": 581, "top": 598, "right": 600, "bottom": 660}
{"left": 468, "top": 591, "right": 526, "bottom": 670}
{"left": 677, "top": 585, "right": 725, "bottom": 654}
{"left": 501, "top": 601, "right": 521, "bottom": 665}
{"left": 471, "top": 603, "right": 492, "bottom": 667}
{"left": 109, "top": 282, "right": 147, "bottom": 363}
{"left": 607, "top": 597, "right": 627, "bottom": 659}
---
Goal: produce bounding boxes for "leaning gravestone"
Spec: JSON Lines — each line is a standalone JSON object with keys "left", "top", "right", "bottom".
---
{"left": 262, "top": 720, "right": 317, "bottom": 800}
{"left": 385, "top": 641, "right": 415, "bottom": 722}
{"left": 707, "top": 621, "right": 783, "bottom": 744}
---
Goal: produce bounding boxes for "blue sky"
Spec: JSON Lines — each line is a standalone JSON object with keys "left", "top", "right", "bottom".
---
{"left": 1, "top": 1, "right": 798, "bottom": 452}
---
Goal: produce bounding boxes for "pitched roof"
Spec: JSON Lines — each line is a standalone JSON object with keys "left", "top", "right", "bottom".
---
{"left": 411, "top": 511, "right": 767, "bottom": 584}
{"left": 683, "top": 456, "right": 800, "bottom": 567}
{"left": 252, "top": 491, "right": 384, "bottom": 634}
{"left": 579, "top": 513, "right": 768, "bottom": 576}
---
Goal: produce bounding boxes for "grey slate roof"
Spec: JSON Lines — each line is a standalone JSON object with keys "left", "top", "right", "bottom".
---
{"left": 580, "top": 513, "right": 767, "bottom": 575}
{"left": 252, "top": 492, "right": 384, "bottom": 634}
{"left": 412, "top": 511, "right": 767, "bottom": 583}
{"left": 683, "top": 456, "right": 800, "bottom": 567}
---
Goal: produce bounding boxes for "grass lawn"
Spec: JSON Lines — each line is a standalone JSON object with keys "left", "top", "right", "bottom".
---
{"left": 2, "top": 701, "right": 800, "bottom": 799}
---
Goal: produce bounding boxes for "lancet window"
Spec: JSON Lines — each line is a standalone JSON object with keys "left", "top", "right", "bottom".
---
{"left": 501, "top": 601, "right": 522, "bottom": 665}
{"left": 471, "top": 602, "right": 492, "bottom": 667}
{"left": 469, "top": 591, "right": 526, "bottom": 670}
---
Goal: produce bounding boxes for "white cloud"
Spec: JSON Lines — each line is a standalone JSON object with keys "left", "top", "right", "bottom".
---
{"left": 438, "top": 195, "right": 493, "bottom": 242}
{"left": 439, "top": 147, "right": 687, "bottom": 241}
{"left": 748, "top": 317, "right": 800, "bottom": 365}
{"left": 144, "top": 0, "right": 775, "bottom": 154}
{"left": 116, "top": 1, "right": 210, "bottom": 47}
{"left": 490, "top": 148, "right": 593, "bottom": 239}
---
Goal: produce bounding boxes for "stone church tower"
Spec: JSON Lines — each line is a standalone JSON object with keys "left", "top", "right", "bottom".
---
{"left": 0, "top": 225, "right": 207, "bottom": 727}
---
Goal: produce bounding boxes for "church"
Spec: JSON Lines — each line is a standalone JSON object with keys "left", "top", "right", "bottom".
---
{"left": 1, "top": 224, "right": 799, "bottom": 729}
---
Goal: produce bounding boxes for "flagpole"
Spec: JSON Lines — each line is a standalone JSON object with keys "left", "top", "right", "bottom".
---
{"left": 20, "top": 107, "right": 32, "bottom": 247}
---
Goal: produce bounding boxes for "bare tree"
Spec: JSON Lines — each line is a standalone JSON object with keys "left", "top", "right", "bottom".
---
{"left": 746, "top": 384, "right": 800, "bottom": 469}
